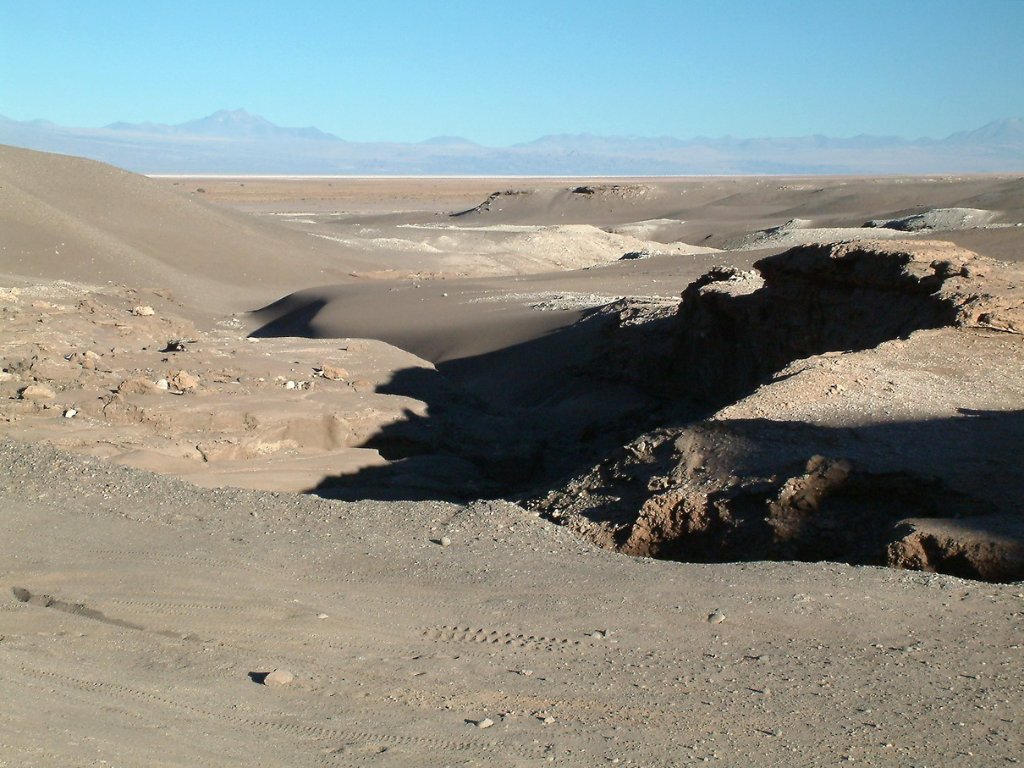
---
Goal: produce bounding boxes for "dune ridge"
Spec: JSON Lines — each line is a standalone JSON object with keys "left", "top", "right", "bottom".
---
{"left": 0, "top": 145, "right": 376, "bottom": 312}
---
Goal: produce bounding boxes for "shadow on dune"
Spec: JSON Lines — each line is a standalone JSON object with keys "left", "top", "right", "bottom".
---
{"left": 308, "top": 309, "right": 701, "bottom": 502}
{"left": 249, "top": 296, "right": 328, "bottom": 338}
{"left": 297, "top": 242, "right": 1011, "bottom": 504}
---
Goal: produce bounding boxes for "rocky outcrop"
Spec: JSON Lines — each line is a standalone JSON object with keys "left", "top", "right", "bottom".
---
{"left": 590, "top": 240, "right": 1022, "bottom": 411}
{"left": 888, "top": 517, "right": 1024, "bottom": 582}
{"left": 530, "top": 241, "right": 1024, "bottom": 582}
{"left": 533, "top": 412, "right": 1024, "bottom": 581}
{"left": 669, "top": 240, "right": 1022, "bottom": 404}
{"left": 752, "top": 240, "right": 1021, "bottom": 332}
{"left": 450, "top": 189, "right": 531, "bottom": 217}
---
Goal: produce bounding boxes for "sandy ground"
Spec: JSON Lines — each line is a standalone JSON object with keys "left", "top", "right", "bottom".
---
{"left": 3, "top": 439, "right": 1022, "bottom": 767}
{"left": 1, "top": 146, "right": 1023, "bottom": 765}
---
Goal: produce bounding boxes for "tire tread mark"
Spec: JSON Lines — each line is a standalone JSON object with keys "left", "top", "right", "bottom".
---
{"left": 421, "top": 625, "right": 583, "bottom": 653}
{"left": 10, "top": 664, "right": 536, "bottom": 759}
{"left": 105, "top": 598, "right": 279, "bottom": 616}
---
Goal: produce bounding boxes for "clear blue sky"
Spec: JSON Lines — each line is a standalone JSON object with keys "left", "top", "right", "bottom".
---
{"left": 2, "top": 0, "right": 1022, "bottom": 144}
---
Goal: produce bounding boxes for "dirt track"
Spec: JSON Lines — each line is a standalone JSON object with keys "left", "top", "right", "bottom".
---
{"left": 3, "top": 438, "right": 1021, "bottom": 766}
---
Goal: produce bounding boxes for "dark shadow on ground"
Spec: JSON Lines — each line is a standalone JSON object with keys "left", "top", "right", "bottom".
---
{"left": 249, "top": 297, "right": 327, "bottom": 338}
{"left": 307, "top": 308, "right": 701, "bottom": 501}
{"left": 258, "top": 257, "right": 984, "bottom": 503}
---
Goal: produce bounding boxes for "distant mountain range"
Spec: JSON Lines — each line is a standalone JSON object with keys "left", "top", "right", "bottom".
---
{"left": 103, "top": 109, "right": 340, "bottom": 142}
{"left": 2, "top": 109, "right": 1022, "bottom": 175}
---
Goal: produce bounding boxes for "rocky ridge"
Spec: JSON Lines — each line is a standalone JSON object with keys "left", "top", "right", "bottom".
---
{"left": 529, "top": 240, "right": 1024, "bottom": 581}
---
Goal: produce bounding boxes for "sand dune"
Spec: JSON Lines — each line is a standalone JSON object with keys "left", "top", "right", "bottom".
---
{"left": 4, "top": 144, "right": 1023, "bottom": 549}
{"left": 0, "top": 146, "right": 378, "bottom": 313}
{"left": 721, "top": 207, "right": 1009, "bottom": 249}
{"left": 195, "top": 173, "right": 1024, "bottom": 258}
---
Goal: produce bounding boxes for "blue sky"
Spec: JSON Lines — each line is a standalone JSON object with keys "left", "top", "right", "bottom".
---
{"left": 2, "top": 0, "right": 1022, "bottom": 144}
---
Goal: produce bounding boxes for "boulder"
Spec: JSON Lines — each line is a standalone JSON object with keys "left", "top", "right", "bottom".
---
{"left": 18, "top": 384, "right": 55, "bottom": 400}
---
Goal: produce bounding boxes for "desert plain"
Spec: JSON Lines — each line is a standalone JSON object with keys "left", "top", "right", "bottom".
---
{"left": 0, "top": 145, "right": 1022, "bottom": 766}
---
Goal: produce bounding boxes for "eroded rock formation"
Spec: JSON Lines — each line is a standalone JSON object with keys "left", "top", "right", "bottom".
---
{"left": 669, "top": 239, "right": 1022, "bottom": 403}
{"left": 531, "top": 241, "right": 1024, "bottom": 581}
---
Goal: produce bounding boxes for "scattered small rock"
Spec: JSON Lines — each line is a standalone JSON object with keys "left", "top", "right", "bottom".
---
{"left": 63, "top": 408, "right": 77, "bottom": 419}
{"left": 708, "top": 610, "right": 726, "bottom": 624}
{"left": 18, "top": 384, "right": 55, "bottom": 401}
{"left": 156, "top": 378, "right": 169, "bottom": 390}
{"left": 263, "top": 669, "right": 294, "bottom": 687}
{"left": 318, "top": 364, "right": 349, "bottom": 381}
{"left": 72, "top": 350, "right": 102, "bottom": 370}
{"left": 161, "top": 340, "right": 187, "bottom": 353}
{"left": 316, "top": 613, "right": 329, "bottom": 620}
{"left": 117, "top": 377, "right": 160, "bottom": 395}
{"left": 169, "top": 370, "right": 199, "bottom": 393}
{"left": 285, "top": 380, "right": 297, "bottom": 390}
{"left": 131, "top": 305, "right": 155, "bottom": 317}
{"left": 439, "top": 536, "right": 452, "bottom": 547}
{"left": 475, "top": 718, "right": 494, "bottom": 729}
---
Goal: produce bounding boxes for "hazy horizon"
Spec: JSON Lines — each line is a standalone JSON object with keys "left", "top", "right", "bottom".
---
{"left": 4, "top": 107, "right": 1021, "bottom": 176}
{"left": 5, "top": 106, "right": 1023, "bottom": 146}
{"left": 2, "top": 0, "right": 1023, "bottom": 145}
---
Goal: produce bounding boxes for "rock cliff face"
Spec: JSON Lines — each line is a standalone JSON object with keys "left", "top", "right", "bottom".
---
{"left": 531, "top": 241, "right": 1024, "bottom": 581}
{"left": 668, "top": 240, "right": 1022, "bottom": 404}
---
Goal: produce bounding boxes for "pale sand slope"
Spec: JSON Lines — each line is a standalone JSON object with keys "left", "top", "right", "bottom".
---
{"left": 0, "top": 145, "right": 382, "bottom": 314}
{"left": 3, "top": 147, "right": 1023, "bottom": 513}
{"left": 1, "top": 438, "right": 1021, "bottom": 767}
{"left": 169, "top": 175, "right": 1024, "bottom": 289}
{"left": 3, "top": 147, "right": 1023, "bottom": 511}
{"left": 0, "top": 263, "right": 737, "bottom": 497}
{"left": 241, "top": 174, "right": 1024, "bottom": 362}
{"left": 1, "top": 147, "right": 733, "bottom": 494}
{"left": 306, "top": 223, "right": 718, "bottom": 279}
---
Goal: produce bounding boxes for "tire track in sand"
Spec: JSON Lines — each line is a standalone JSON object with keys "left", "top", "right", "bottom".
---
{"left": 6, "top": 663, "right": 538, "bottom": 763}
